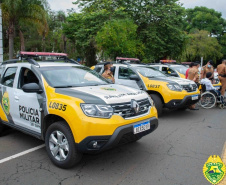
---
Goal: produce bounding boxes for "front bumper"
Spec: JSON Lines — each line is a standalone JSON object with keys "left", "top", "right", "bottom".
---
{"left": 164, "top": 94, "right": 201, "bottom": 109}
{"left": 76, "top": 117, "right": 158, "bottom": 153}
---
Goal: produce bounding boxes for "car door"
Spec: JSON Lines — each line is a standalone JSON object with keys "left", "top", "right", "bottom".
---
{"left": 115, "top": 66, "right": 140, "bottom": 89}
{"left": 8, "top": 67, "right": 44, "bottom": 133}
{"left": 0, "top": 66, "right": 18, "bottom": 124}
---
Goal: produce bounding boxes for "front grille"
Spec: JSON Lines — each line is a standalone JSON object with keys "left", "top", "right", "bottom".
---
{"left": 181, "top": 84, "right": 197, "bottom": 92}
{"left": 111, "top": 98, "right": 150, "bottom": 119}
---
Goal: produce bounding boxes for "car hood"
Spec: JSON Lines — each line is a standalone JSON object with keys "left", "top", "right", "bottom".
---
{"left": 55, "top": 84, "right": 147, "bottom": 104}
{"left": 149, "top": 76, "right": 196, "bottom": 85}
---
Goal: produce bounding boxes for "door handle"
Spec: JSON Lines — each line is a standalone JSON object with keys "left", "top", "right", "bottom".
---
{"left": 14, "top": 96, "right": 19, "bottom": 101}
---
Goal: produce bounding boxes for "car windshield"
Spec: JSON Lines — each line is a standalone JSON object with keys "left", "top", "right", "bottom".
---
{"left": 172, "top": 66, "right": 187, "bottom": 75}
{"left": 134, "top": 66, "right": 167, "bottom": 78}
{"left": 40, "top": 66, "right": 110, "bottom": 88}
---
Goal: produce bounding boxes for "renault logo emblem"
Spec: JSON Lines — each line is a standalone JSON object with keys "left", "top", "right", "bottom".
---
{"left": 131, "top": 99, "right": 140, "bottom": 114}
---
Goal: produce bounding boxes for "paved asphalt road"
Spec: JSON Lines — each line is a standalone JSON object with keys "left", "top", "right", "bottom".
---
{"left": 0, "top": 106, "right": 226, "bottom": 185}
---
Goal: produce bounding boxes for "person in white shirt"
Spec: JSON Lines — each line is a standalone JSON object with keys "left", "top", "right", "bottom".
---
{"left": 201, "top": 72, "right": 224, "bottom": 103}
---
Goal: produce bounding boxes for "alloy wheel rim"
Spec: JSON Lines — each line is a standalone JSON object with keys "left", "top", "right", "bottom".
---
{"left": 49, "top": 131, "right": 69, "bottom": 161}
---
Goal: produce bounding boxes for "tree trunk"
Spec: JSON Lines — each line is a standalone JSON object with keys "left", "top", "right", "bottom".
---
{"left": 42, "top": 36, "right": 46, "bottom": 52}
{"left": 19, "top": 30, "right": 25, "bottom": 51}
{"left": 85, "top": 39, "right": 97, "bottom": 67}
{"left": 63, "top": 35, "right": 67, "bottom": 53}
{"left": 8, "top": 23, "right": 14, "bottom": 59}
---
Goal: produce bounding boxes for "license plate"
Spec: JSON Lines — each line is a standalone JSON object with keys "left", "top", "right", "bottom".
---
{"left": 192, "top": 94, "right": 199, "bottom": 100}
{"left": 133, "top": 121, "right": 150, "bottom": 134}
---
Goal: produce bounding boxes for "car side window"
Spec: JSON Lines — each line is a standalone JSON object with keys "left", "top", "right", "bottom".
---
{"left": 162, "top": 67, "right": 175, "bottom": 74}
{"left": 118, "top": 67, "right": 136, "bottom": 79}
{"left": 151, "top": 66, "right": 160, "bottom": 70}
{"left": 18, "top": 68, "right": 39, "bottom": 89}
{"left": 94, "top": 66, "right": 102, "bottom": 74}
{"left": 1, "top": 67, "right": 17, "bottom": 87}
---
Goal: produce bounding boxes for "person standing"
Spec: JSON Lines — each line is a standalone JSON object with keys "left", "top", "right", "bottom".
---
{"left": 102, "top": 62, "right": 115, "bottom": 83}
{"left": 185, "top": 62, "right": 194, "bottom": 79}
{"left": 217, "top": 59, "right": 226, "bottom": 96}
{"left": 201, "top": 60, "right": 214, "bottom": 80}
{"left": 187, "top": 63, "right": 200, "bottom": 110}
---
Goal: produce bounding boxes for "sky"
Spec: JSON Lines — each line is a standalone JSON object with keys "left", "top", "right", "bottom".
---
{"left": 48, "top": 0, "right": 226, "bottom": 18}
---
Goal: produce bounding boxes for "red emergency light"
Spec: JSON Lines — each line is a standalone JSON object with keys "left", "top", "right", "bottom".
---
{"left": 19, "top": 51, "right": 68, "bottom": 57}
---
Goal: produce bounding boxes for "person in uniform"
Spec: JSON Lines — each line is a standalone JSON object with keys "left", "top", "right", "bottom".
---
{"left": 217, "top": 59, "right": 226, "bottom": 96}
{"left": 187, "top": 63, "right": 200, "bottom": 110}
{"left": 201, "top": 60, "right": 214, "bottom": 80}
{"left": 102, "top": 62, "right": 115, "bottom": 83}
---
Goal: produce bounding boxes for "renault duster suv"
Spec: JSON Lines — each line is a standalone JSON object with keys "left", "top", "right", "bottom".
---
{"left": 93, "top": 63, "right": 200, "bottom": 116}
{"left": 0, "top": 53, "right": 158, "bottom": 168}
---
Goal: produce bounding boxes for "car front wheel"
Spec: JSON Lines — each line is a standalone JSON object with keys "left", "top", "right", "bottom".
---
{"left": 45, "top": 121, "right": 82, "bottom": 169}
{"left": 150, "top": 94, "right": 163, "bottom": 117}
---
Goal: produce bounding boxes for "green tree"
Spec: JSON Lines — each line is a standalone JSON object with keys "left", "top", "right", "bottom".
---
{"left": 74, "top": 0, "right": 187, "bottom": 62}
{"left": 181, "top": 30, "right": 223, "bottom": 62}
{"left": 96, "top": 19, "right": 143, "bottom": 60}
{"left": 219, "top": 33, "right": 226, "bottom": 59}
{"left": 44, "top": 11, "right": 67, "bottom": 53}
{"left": 1, "top": 0, "right": 48, "bottom": 58}
{"left": 184, "top": 6, "right": 226, "bottom": 36}
{"left": 63, "top": 9, "right": 127, "bottom": 66}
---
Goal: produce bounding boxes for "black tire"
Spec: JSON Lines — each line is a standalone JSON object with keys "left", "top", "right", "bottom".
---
{"left": 150, "top": 94, "right": 163, "bottom": 117}
{"left": 0, "top": 124, "right": 4, "bottom": 135}
{"left": 45, "top": 121, "right": 82, "bottom": 169}
{"left": 0, "top": 122, "right": 6, "bottom": 136}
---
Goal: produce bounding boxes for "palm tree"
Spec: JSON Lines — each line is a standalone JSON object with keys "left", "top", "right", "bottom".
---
{"left": 1, "top": 0, "right": 48, "bottom": 59}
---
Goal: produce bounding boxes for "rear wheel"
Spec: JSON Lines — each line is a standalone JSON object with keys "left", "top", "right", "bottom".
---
{"left": 45, "top": 121, "right": 82, "bottom": 169}
{"left": 150, "top": 94, "right": 163, "bottom": 116}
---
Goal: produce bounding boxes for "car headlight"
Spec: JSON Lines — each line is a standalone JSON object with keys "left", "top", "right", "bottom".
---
{"left": 167, "top": 83, "right": 183, "bottom": 91}
{"left": 81, "top": 104, "right": 114, "bottom": 118}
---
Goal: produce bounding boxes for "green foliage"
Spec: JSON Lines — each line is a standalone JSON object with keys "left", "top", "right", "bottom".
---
{"left": 2, "top": 0, "right": 48, "bottom": 58}
{"left": 1, "top": 0, "right": 226, "bottom": 65}
{"left": 96, "top": 19, "right": 143, "bottom": 60}
{"left": 63, "top": 9, "right": 127, "bottom": 66}
{"left": 219, "top": 33, "right": 226, "bottom": 59}
{"left": 185, "top": 6, "right": 226, "bottom": 36}
{"left": 137, "top": 0, "right": 187, "bottom": 61}
{"left": 181, "top": 30, "right": 223, "bottom": 63}
{"left": 73, "top": 0, "right": 187, "bottom": 62}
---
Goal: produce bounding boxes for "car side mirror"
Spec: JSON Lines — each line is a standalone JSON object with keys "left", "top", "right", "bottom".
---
{"left": 22, "top": 83, "right": 43, "bottom": 93}
{"left": 130, "top": 75, "right": 140, "bottom": 81}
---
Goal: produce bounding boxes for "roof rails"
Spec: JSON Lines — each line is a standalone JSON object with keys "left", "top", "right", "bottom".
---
{"left": 1, "top": 59, "right": 20, "bottom": 65}
{"left": 2, "top": 51, "right": 81, "bottom": 66}
{"left": 1, "top": 58, "right": 40, "bottom": 67}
